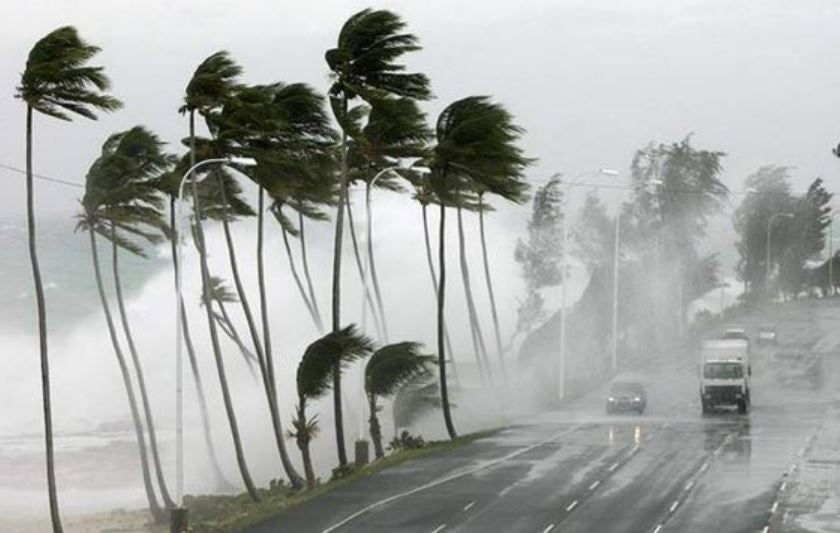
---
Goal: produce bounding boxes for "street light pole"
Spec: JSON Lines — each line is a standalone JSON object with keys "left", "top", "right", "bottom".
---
{"left": 558, "top": 168, "right": 618, "bottom": 400}
{"left": 611, "top": 208, "right": 620, "bottom": 372}
{"left": 765, "top": 212, "right": 794, "bottom": 301}
{"left": 173, "top": 155, "right": 256, "bottom": 504}
{"left": 829, "top": 212, "right": 838, "bottom": 296}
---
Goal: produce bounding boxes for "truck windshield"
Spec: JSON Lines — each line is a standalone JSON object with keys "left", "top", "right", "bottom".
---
{"left": 703, "top": 362, "right": 744, "bottom": 379}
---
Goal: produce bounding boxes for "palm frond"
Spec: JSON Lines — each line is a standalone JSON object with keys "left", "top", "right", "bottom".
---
{"left": 18, "top": 26, "right": 122, "bottom": 121}
{"left": 365, "top": 342, "right": 437, "bottom": 397}
{"left": 182, "top": 51, "right": 242, "bottom": 115}
{"left": 296, "top": 324, "right": 374, "bottom": 401}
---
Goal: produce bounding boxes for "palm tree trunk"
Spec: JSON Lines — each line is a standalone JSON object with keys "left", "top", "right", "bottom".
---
{"left": 298, "top": 212, "right": 323, "bottom": 332}
{"left": 89, "top": 230, "right": 165, "bottom": 520}
{"left": 345, "top": 196, "right": 385, "bottom": 340}
{"left": 364, "top": 183, "right": 389, "bottom": 342}
{"left": 477, "top": 195, "right": 507, "bottom": 382}
{"left": 111, "top": 227, "right": 174, "bottom": 508}
{"left": 331, "top": 97, "right": 350, "bottom": 467}
{"left": 257, "top": 188, "right": 306, "bottom": 489}
{"left": 456, "top": 201, "right": 492, "bottom": 383}
{"left": 437, "top": 202, "right": 457, "bottom": 439}
{"left": 190, "top": 112, "right": 260, "bottom": 501}
{"left": 168, "top": 198, "right": 229, "bottom": 490}
{"left": 213, "top": 302, "right": 259, "bottom": 377}
{"left": 280, "top": 224, "right": 320, "bottom": 331}
{"left": 421, "top": 203, "right": 458, "bottom": 385}
{"left": 367, "top": 394, "right": 384, "bottom": 459}
{"left": 295, "top": 401, "right": 316, "bottom": 488}
{"left": 26, "top": 106, "right": 63, "bottom": 533}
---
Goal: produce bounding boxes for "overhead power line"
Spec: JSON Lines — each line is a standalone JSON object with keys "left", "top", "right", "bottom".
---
{"left": 0, "top": 162, "right": 84, "bottom": 189}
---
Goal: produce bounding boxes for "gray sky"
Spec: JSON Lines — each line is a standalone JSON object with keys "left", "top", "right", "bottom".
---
{"left": 1, "top": 0, "right": 839, "bottom": 220}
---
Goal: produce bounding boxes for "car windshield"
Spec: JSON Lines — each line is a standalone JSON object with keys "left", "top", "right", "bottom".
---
{"left": 703, "top": 362, "right": 744, "bottom": 379}
{"left": 611, "top": 382, "right": 643, "bottom": 394}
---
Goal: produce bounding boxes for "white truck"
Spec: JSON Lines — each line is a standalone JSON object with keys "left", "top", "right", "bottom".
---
{"left": 699, "top": 339, "right": 751, "bottom": 415}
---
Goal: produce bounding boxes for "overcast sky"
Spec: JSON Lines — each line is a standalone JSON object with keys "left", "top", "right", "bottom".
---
{"left": 1, "top": 0, "right": 839, "bottom": 221}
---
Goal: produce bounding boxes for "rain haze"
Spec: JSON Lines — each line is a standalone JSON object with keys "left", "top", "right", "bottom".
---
{"left": 1, "top": 1, "right": 840, "bottom": 532}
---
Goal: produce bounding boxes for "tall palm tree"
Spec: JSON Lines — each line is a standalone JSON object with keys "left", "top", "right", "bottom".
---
{"left": 414, "top": 182, "right": 458, "bottom": 384}
{"left": 326, "top": 8, "right": 431, "bottom": 466}
{"left": 76, "top": 137, "right": 168, "bottom": 521}
{"left": 16, "top": 26, "right": 122, "bottom": 532}
{"left": 477, "top": 187, "right": 527, "bottom": 382}
{"left": 290, "top": 325, "right": 374, "bottom": 487}
{"left": 364, "top": 342, "right": 436, "bottom": 458}
{"left": 100, "top": 128, "right": 175, "bottom": 509}
{"left": 346, "top": 96, "right": 431, "bottom": 342}
{"left": 201, "top": 276, "right": 259, "bottom": 377}
{"left": 182, "top": 51, "right": 260, "bottom": 501}
{"left": 427, "top": 96, "right": 531, "bottom": 439}
{"left": 211, "top": 81, "right": 336, "bottom": 489}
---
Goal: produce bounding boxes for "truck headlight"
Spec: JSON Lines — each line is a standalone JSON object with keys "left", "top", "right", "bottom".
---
{"left": 634, "top": 396, "right": 641, "bottom": 402}
{"left": 608, "top": 397, "right": 615, "bottom": 402}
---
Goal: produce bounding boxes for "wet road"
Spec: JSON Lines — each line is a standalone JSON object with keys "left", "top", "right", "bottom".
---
{"left": 251, "top": 308, "right": 836, "bottom": 533}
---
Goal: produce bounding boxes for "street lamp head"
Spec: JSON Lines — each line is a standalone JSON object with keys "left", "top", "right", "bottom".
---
{"left": 228, "top": 156, "right": 258, "bottom": 167}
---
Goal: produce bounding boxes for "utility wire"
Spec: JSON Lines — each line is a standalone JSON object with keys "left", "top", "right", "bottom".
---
{"left": 0, "top": 162, "right": 84, "bottom": 189}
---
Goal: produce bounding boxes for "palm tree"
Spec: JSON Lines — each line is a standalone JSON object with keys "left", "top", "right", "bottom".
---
{"left": 364, "top": 342, "right": 436, "bottom": 458}
{"left": 76, "top": 136, "right": 167, "bottom": 521}
{"left": 290, "top": 325, "right": 374, "bottom": 487}
{"left": 16, "top": 26, "right": 122, "bottom": 531}
{"left": 201, "top": 276, "right": 260, "bottom": 377}
{"left": 182, "top": 51, "right": 260, "bottom": 501}
{"left": 211, "top": 81, "right": 336, "bottom": 489}
{"left": 346, "top": 96, "right": 431, "bottom": 342}
{"left": 100, "top": 128, "right": 175, "bottom": 509}
{"left": 414, "top": 181, "right": 458, "bottom": 384}
{"left": 477, "top": 187, "right": 527, "bottom": 382}
{"left": 326, "top": 8, "right": 431, "bottom": 466}
{"left": 427, "top": 96, "right": 531, "bottom": 439}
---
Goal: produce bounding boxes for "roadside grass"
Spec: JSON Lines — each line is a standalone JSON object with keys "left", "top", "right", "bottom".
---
{"left": 161, "top": 429, "right": 497, "bottom": 532}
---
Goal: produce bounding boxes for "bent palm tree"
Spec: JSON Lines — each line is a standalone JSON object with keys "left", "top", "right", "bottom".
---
{"left": 365, "top": 342, "right": 436, "bottom": 458}
{"left": 427, "top": 96, "right": 531, "bottom": 439}
{"left": 16, "top": 26, "right": 122, "bottom": 532}
{"left": 291, "top": 325, "right": 374, "bottom": 487}
{"left": 76, "top": 139, "right": 168, "bottom": 521}
{"left": 182, "top": 52, "right": 260, "bottom": 500}
{"left": 326, "top": 8, "right": 431, "bottom": 466}
{"left": 100, "top": 128, "right": 175, "bottom": 508}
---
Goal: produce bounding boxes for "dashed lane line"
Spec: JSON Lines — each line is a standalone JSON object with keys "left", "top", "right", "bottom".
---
{"left": 463, "top": 501, "right": 476, "bottom": 512}
{"left": 321, "top": 423, "right": 585, "bottom": 532}
{"left": 566, "top": 500, "right": 579, "bottom": 512}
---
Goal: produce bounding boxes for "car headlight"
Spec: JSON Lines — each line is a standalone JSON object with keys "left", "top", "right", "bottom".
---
{"left": 608, "top": 397, "right": 615, "bottom": 402}
{"left": 634, "top": 396, "right": 641, "bottom": 402}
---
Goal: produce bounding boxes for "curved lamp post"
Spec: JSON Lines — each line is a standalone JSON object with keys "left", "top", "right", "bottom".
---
{"left": 173, "top": 155, "right": 256, "bottom": 504}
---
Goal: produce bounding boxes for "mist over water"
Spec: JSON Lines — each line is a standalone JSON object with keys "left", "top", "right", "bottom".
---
{"left": 0, "top": 184, "right": 556, "bottom": 517}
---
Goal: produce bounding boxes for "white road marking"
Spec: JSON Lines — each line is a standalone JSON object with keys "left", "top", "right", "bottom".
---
{"left": 771, "top": 501, "right": 778, "bottom": 513}
{"left": 608, "top": 462, "right": 620, "bottom": 472}
{"left": 669, "top": 500, "right": 679, "bottom": 513}
{"left": 699, "top": 462, "right": 709, "bottom": 473}
{"left": 566, "top": 500, "right": 579, "bottom": 512}
{"left": 762, "top": 526, "right": 769, "bottom": 533}
{"left": 589, "top": 480, "right": 601, "bottom": 491}
{"left": 463, "top": 500, "right": 476, "bottom": 511}
{"left": 653, "top": 524, "right": 663, "bottom": 533}
{"left": 321, "top": 423, "right": 585, "bottom": 532}
{"left": 431, "top": 524, "right": 447, "bottom": 533}
{"left": 541, "top": 525, "right": 556, "bottom": 533}
{"left": 684, "top": 480, "right": 694, "bottom": 491}
{"left": 780, "top": 482, "right": 787, "bottom": 492}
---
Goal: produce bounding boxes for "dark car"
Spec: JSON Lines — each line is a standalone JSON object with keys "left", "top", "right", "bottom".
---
{"left": 606, "top": 381, "right": 647, "bottom": 414}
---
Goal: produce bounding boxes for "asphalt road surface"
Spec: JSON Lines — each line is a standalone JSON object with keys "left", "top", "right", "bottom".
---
{"left": 251, "top": 304, "right": 838, "bottom": 533}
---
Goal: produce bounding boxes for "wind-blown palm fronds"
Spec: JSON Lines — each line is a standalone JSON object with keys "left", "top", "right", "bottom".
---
{"left": 365, "top": 342, "right": 436, "bottom": 458}
{"left": 16, "top": 28, "right": 122, "bottom": 529}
